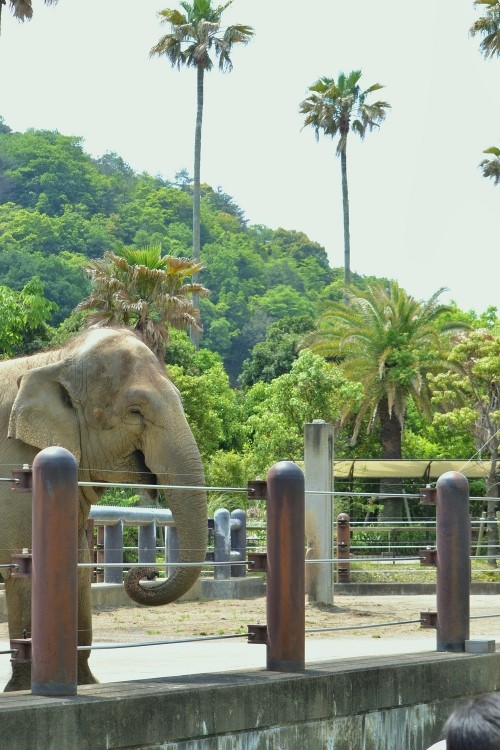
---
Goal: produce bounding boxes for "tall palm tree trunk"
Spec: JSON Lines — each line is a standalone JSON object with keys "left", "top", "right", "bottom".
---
{"left": 190, "top": 63, "right": 204, "bottom": 347}
{"left": 378, "top": 397, "right": 404, "bottom": 521}
{"left": 340, "top": 147, "right": 351, "bottom": 285}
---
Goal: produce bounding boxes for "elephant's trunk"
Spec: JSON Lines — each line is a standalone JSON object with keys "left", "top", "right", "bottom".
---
{"left": 124, "top": 453, "right": 207, "bottom": 606}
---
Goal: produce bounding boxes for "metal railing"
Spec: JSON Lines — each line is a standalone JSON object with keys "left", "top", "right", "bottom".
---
{"left": 87, "top": 505, "right": 247, "bottom": 584}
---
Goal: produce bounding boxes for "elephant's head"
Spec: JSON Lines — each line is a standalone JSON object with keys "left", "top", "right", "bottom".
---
{"left": 7, "top": 327, "right": 207, "bottom": 605}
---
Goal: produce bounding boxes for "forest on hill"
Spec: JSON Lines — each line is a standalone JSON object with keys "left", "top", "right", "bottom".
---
{"left": 0, "top": 119, "right": 498, "bottom": 518}
{"left": 0, "top": 120, "right": 347, "bottom": 379}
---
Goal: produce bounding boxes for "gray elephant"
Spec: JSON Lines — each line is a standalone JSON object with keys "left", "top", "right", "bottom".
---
{"left": 0, "top": 327, "right": 207, "bottom": 691}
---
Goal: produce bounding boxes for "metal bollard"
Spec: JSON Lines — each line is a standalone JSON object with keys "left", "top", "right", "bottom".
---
{"left": 436, "top": 471, "right": 470, "bottom": 652}
{"left": 231, "top": 509, "right": 247, "bottom": 578}
{"left": 165, "top": 525, "right": 180, "bottom": 578}
{"left": 138, "top": 522, "right": 156, "bottom": 565}
{"left": 336, "top": 513, "right": 350, "bottom": 583}
{"left": 104, "top": 522, "right": 124, "bottom": 584}
{"left": 214, "top": 508, "right": 231, "bottom": 581}
{"left": 31, "top": 446, "right": 78, "bottom": 696}
{"left": 266, "top": 461, "right": 305, "bottom": 672}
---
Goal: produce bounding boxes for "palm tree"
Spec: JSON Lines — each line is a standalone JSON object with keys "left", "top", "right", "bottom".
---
{"left": 150, "top": 0, "right": 254, "bottom": 327}
{"left": 302, "top": 282, "right": 465, "bottom": 519}
{"left": 480, "top": 146, "right": 500, "bottom": 184}
{"left": 300, "top": 71, "right": 390, "bottom": 286}
{"left": 470, "top": 0, "right": 500, "bottom": 59}
{"left": 0, "top": 0, "right": 57, "bottom": 31}
{"left": 76, "top": 245, "right": 209, "bottom": 361}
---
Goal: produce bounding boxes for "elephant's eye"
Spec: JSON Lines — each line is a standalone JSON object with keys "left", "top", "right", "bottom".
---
{"left": 126, "top": 406, "right": 144, "bottom": 424}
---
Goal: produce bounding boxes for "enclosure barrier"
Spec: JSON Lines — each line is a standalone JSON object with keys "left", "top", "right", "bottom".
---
{"left": 87, "top": 505, "right": 246, "bottom": 584}
{"left": 5, "top": 453, "right": 495, "bottom": 696}
{"left": 9, "top": 450, "right": 305, "bottom": 695}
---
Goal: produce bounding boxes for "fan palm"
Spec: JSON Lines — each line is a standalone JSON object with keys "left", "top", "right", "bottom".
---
{"left": 480, "top": 146, "right": 500, "bottom": 184}
{"left": 76, "top": 245, "right": 209, "bottom": 361}
{"left": 300, "top": 71, "right": 390, "bottom": 286}
{"left": 302, "top": 282, "right": 465, "bottom": 518}
{"left": 0, "top": 0, "right": 57, "bottom": 30}
{"left": 470, "top": 0, "right": 500, "bottom": 59}
{"left": 150, "top": 1, "right": 254, "bottom": 299}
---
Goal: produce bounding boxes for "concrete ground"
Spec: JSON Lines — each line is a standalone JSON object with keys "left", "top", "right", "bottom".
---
{"left": 0, "top": 635, "right": 439, "bottom": 685}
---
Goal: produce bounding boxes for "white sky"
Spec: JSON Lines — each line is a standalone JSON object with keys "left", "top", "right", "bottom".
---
{"left": 0, "top": 0, "right": 499, "bottom": 315}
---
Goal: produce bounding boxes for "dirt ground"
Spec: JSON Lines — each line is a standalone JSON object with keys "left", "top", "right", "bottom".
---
{"left": 85, "top": 593, "right": 500, "bottom": 644}
{"left": 1, "top": 593, "right": 499, "bottom": 644}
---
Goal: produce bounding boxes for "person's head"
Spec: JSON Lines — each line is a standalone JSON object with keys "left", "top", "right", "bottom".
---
{"left": 444, "top": 693, "right": 500, "bottom": 750}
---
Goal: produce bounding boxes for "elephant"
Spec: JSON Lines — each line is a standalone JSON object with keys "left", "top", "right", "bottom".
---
{"left": 0, "top": 327, "right": 207, "bottom": 691}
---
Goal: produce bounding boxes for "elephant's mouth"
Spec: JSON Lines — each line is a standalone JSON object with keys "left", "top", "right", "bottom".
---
{"left": 129, "top": 449, "right": 159, "bottom": 500}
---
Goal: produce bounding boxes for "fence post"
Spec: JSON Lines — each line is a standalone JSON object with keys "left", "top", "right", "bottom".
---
{"left": 231, "top": 509, "right": 246, "bottom": 577}
{"left": 104, "top": 522, "right": 123, "bottom": 584}
{"left": 336, "top": 513, "right": 350, "bottom": 583}
{"left": 214, "top": 508, "right": 231, "bottom": 581}
{"left": 138, "top": 522, "right": 156, "bottom": 565}
{"left": 266, "top": 460, "right": 305, "bottom": 672}
{"left": 31, "top": 446, "right": 78, "bottom": 696}
{"left": 436, "top": 471, "right": 470, "bottom": 652}
{"left": 165, "top": 525, "right": 179, "bottom": 578}
{"left": 304, "top": 421, "right": 334, "bottom": 604}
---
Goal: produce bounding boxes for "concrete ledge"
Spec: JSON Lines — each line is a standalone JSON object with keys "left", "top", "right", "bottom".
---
{"left": 335, "top": 582, "right": 500, "bottom": 595}
{"left": 1, "top": 649, "right": 499, "bottom": 749}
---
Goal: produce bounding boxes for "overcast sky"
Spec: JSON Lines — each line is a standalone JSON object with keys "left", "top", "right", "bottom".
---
{"left": 1, "top": 0, "right": 498, "bottom": 315}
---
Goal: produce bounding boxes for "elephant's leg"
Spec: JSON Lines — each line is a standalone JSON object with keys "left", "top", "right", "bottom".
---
{"left": 3, "top": 575, "right": 32, "bottom": 692}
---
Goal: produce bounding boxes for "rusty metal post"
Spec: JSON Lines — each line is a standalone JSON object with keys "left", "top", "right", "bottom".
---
{"left": 266, "top": 460, "right": 305, "bottom": 672}
{"left": 336, "top": 513, "right": 351, "bottom": 583}
{"left": 31, "top": 446, "right": 78, "bottom": 696}
{"left": 436, "top": 471, "right": 470, "bottom": 652}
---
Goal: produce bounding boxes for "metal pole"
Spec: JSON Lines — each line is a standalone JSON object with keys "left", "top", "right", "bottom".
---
{"left": 214, "top": 508, "right": 231, "bottom": 581}
{"left": 230, "top": 509, "right": 246, "bottom": 578}
{"left": 436, "top": 471, "right": 470, "bottom": 652}
{"left": 104, "top": 522, "right": 123, "bottom": 584}
{"left": 266, "top": 460, "right": 305, "bottom": 672}
{"left": 31, "top": 446, "right": 78, "bottom": 696}
{"left": 337, "top": 513, "right": 350, "bottom": 583}
{"left": 138, "top": 522, "right": 156, "bottom": 565}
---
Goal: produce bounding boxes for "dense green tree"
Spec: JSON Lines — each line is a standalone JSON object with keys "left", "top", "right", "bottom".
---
{"left": 300, "top": 71, "right": 390, "bottom": 285}
{"left": 150, "top": 0, "right": 254, "bottom": 317}
{"left": 430, "top": 328, "right": 500, "bottom": 558}
{"left": 77, "top": 245, "right": 208, "bottom": 360}
{"left": 0, "top": 277, "right": 56, "bottom": 356}
{"left": 430, "top": 330, "right": 500, "bottom": 495}
{"left": 167, "top": 345, "right": 244, "bottom": 460}
{"left": 0, "top": 130, "right": 107, "bottom": 215}
{"left": 242, "top": 350, "right": 363, "bottom": 478}
{"left": 470, "top": 0, "right": 500, "bottom": 58}
{"left": 0, "top": 247, "right": 89, "bottom": 323}
{"left": 302, "top": 282, "right": 465, "bottom": 518}
{"left": 238, "top": 315, "right": 315, "bottom": 387}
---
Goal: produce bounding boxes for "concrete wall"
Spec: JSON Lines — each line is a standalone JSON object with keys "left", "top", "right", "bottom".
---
{"left": 1, "top": 649, "right": 499, "bottom": 749}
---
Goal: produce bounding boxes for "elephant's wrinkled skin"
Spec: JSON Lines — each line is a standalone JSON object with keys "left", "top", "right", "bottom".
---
{"left": 0, "top": 328, "right": 207, "bottom": 691}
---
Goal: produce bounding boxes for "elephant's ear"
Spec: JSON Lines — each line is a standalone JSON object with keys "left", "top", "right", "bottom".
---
{"left": 8, "top": 362, "right": 81, "bottom": 463}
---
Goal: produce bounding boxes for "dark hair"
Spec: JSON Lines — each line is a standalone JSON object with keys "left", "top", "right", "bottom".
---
{"left": 444, "top": 693, "right": 500, "bottom": 750}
